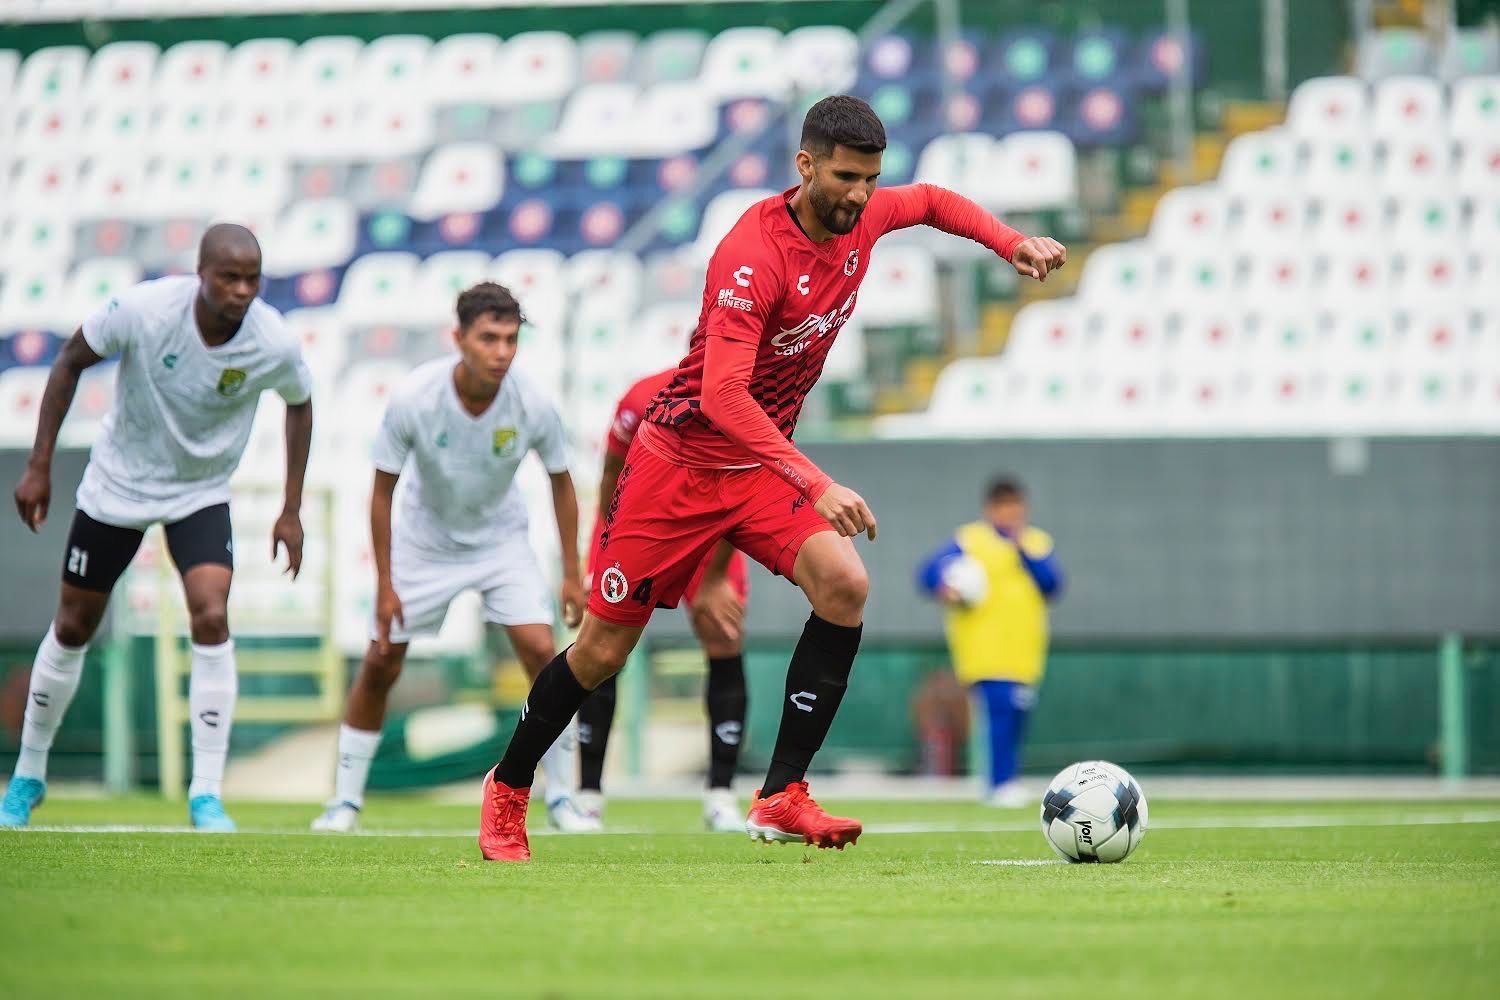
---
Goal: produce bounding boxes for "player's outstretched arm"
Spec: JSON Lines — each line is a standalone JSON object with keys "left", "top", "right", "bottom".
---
{"left": 369, "top": 469, "right": 404, "bottom": 654}
{"left": 549, "top": 470, "right": 585, "bottom": 628}
{"left": 1009, "top": 237, "right": 1068, "bottom": 283}
{"left": 273, "top": 399, "right": 313, "bottom": 579}
{"left": 14, "top": 329, "right": 104, "bottom": 532}
{"left": 872, "top": 184, "right": 1067, "bottom": 282}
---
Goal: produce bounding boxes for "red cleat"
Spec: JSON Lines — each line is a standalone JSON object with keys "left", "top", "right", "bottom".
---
{"left": 745, "top": 781, "right": 862, "bottom": 850}
{"left": 478, "top": 767, "right": 531, "bottom": 862}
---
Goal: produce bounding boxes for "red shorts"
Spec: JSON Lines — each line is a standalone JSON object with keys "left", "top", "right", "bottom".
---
{"left": 587, "top": 439, "right": 830, "bottom": 627}
{"left": 587, "top": 517, "right": 751, "bottom": 609}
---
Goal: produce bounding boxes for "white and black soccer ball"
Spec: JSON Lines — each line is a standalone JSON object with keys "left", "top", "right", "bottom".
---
{"left": 1040, "top": 760, "right": 1148, "bottom": 863}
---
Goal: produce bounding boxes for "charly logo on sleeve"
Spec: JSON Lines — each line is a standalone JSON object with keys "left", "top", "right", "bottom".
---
{"left": 492, "top": 428, "right": 518, "bottom": 456}
{"left": 216, "top": 368, "right": 248, "bottom": 396}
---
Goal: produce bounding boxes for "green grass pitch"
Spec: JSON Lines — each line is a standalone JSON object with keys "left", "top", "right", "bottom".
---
{"left": 2, "top": 796, "right": 1496, "bottom": 998}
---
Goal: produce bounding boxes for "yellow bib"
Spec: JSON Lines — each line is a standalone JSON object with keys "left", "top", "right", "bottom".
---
{"left": 942, "top": 522, "right": 1053, "bottom": 685}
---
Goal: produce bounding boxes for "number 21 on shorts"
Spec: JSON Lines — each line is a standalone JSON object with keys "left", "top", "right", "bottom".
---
{"left": 68, "top": 546, "right": 89, "bottom": 578}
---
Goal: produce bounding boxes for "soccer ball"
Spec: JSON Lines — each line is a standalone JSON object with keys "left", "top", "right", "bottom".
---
{"left": 940, "top": 555, "right": 989, "bottom": 606}
{"left": 1040, "top": 760, "right": 1148, "bottom": 863}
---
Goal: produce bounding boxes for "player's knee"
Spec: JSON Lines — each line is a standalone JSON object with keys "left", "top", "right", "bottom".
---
{"left": 692, "top": 613, "right": 741, "bottom": 658}
{"left": 52, "top": 611, "right": 97, "bottom": 649}
{"left": 569, "top": 637, "right": 629, "bottom": 689}
{"left": 820, "top": 561, "right": 870, "bottom": 615}
{"left": 359, "top": 647, "right": 405, "bottom": 693}
{"left": 511, "top": 633, "right": 556, "bottom": 674}
{"left": 188, "top": 605, "right": 230, "bottom": 645}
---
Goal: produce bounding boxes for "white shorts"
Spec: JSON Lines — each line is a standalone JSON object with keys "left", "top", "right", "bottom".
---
{"left": 374, "top": 535, "right": 553, "bottom": 645}
{"left": 77, "top": 463, "right": 231, "bottom": 532}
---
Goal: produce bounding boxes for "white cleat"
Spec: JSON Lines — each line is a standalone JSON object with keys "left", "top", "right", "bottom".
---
{"left": 575, "top": 790, "right": 605, "bottom": 828}
{"left": 547, "top": 795, "right": 604, "bottom": 833}
{"left": 984, "top": 780, "right": 1030, "bottom": 809}
{"left": 310, "top": 801, "right": 361, "bottom": 833}
{"left": 703, "top": 787, "right": 744, "bottom": 833}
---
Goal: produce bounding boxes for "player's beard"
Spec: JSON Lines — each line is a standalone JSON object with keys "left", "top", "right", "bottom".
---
{"left": 809, "top": 179, "right": 863, "bottom": 235}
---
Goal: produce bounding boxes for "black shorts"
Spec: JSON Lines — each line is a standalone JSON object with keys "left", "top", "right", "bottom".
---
{"left": 63, "top": 504, "right": 234, "bottom": 593}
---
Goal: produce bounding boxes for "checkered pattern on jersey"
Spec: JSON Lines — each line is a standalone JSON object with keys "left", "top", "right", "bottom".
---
{"left": 644, "top": 339, "right": 834, "bottom": 437}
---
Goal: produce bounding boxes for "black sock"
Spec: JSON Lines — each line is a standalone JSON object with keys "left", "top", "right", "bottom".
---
{"left": 577, "top": 673, "right": 618, "bottom": 792}
{"left": 760, "top": 614, "right": 861, "bottom": 798}
{"left": 495, "top": 649, "right": 589, "bottom": 789}
{"left": 705, "top": 654, "right": 747, "bottom": 789}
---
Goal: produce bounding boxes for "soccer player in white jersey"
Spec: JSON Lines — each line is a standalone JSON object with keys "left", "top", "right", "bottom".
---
{"left": 2, "top": 224, "right": 314, "bottom": 831}
{"left": 310, "top": 282, "right": 598, "bottom": 834}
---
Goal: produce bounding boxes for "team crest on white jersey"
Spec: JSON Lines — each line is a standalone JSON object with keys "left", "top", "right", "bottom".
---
{"left": 492, "top": 428, "right": 518, "bottom": 456}
{"left": 844, "top": 249, "right": 859, "bottom": 276}
{"left": 216, "top": 368, "right": 247, "bottom": 396}
{"left": 601, "top": 566, "right": 629, "bottom": 604}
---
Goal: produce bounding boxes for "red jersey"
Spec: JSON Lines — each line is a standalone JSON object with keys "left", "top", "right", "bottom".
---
{"left": 639, "top": 183, "right": 1025, "bottom": 501}
{"left": 602, "top": 367, "right": 677, "bottom": 459}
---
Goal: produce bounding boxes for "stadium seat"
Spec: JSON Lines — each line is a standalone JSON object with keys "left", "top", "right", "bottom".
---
{"left": 1456, "top": 135, "right": 1500, "bottom": 200}
{"left": 636, "top": 29, "right": 709, "bottom": 86}
{"left": 354, "top": 96, "right": 435, "bottom": 161}
{"left": 699, "top": 27, "right": 788, "bottom": 102}
{"left": 65, "top": 258, "right": 143, "bottom": 319}
{"left": 152, "top": 99, "right": 222, "bottom": 157}
{"left": 1003, "top": 298, "right": 1094, "bottom": 364}
{"left": 1390, "top": 194, "right": 1464, "bottom": 247}
{"left": 632, "top": 301, "right": 699, "bottom": 371}
{"left": 337, "top": 251, "right": 421, "bottom": 330}
{"left": 991, "top": 28, "right": 1057, "bottom": 89}
{"left": 9, "top": 103, "right": 83, "bottom": 157}
{"left": 1372, "top": 75, "right": 1446, "bottom": 143}
{"left": 1397, "top": 244, "right": 1468, "bottom": 296}
{"left": 495, "top": 32, "right": 579, "bottom": 105}
{"left": 782, "top": 26, "right": 859, "bottom": 95}
{"left": 860, "top": 246, "right": 939, "bottom": 326}
{"left": 8, "top": 156, "right": 79, "bottom": 219}
{"left": 1064, "top": 84, "right": 1140, "bottom": 148}
{"left": 1063, "top": 28, "right": 1131, "bottom": 89}
{"left": 1322, "top": 249, "right": 1393, "bottom": 298}
{"left": 1441, "top": 29, "right": 1500, "bottom": 80}
{"left": 286, "top": 97, "right": 360, "bottom": 162}
{"left": 262, "top": 199, "right": 357, "bottom": 278}
{"left": 0, "top": 366, "right": 49, "bottom": 447}
{"left": 1243, "top": 250, "right": 1314, "bottom": 301}
{"left": 415, "top": 250, "right": 492, "bottom": 320}
{"left": 566, "top": 249, "right": 644, "bottom": 314}
{"left": 0, "top": 216, "right": 74, "bottom": 269}
{"left": 1302, "top": 136, "right": 1377, "bottom": 196}
{"left": 293, "top": 35, "right": 364, "bottom": 97}
{"left": 1381, "top": 135, "right": 1452, "bottom": 194}
{"left": 578, "top": 31, "right": 638, "bottom": 85}
{"left": 78, "top": 101, "right": 151, "bottom": 159}
{"left": 152, "top": 40, "right": 228, "bottom": 104}
{"left": 409, "top": 144, "right": 504, "bottom": 222}
{"left": 1162, "top": 250, "right": 1237, "bottom": 303}
{"left": 0, "top": 49, "right": 19, "bottom": 98}
{"left": 358, "top": 34, "right": 431, "bottom": 94}
{"left": 994, "top": 131, "right": 1077, "bottom": 211}
{"left": 493, "top": 249, "right": 567, "bottom": 330}
{"left": 425, "top": 32, "right": 499, "bottom": 108}
{"left": 1356, "top": 28, "right": 1432, "bottom": 81}
{"left": 14, "top": 46, "right": 88, "bottom": 108}
{"left": 281, "top": 307, "right": 348, "bottom": 384}
{"left": 0, "top": 264, "right": 68, "bottom": 330}
{"left": 1450, "top": 76, "right": 1500, "bottom": 141}
{"left": 633, "top": 82, "right": 720, "bottom": 156}
{"left": 544, "top": 83, "right": 640, "bottom": 158}
{"left": 1077, "top": 240, "right": 1158, "bottom": 303}
{"left": 59, "top": 362, "right": 117, "bottom": 449}
{"left": 1286, "top": 76, "right": 1370, "bottom": 139}
{"left": 1307, "top": 192, "right": 1378, "bottom": 251}
{"left": 218, "top": 95, "right": 291, "bottom": 156}
{"left": 1133, "top": 29, "right": 1206, "bottom": 92}
{"left": 138, "top": 154, "right": 219, "bottom": 220}
{"left": 225, "top": 38, "right": 297, "bottom": 94}
{"left": 913, "top": 132, "right": 993, "bottom": 206}
{"left": 215, "top": 155, "right": 293, "bottom": 219}
{"left": 83, "top": 41, "right": 159, "bottom": 106}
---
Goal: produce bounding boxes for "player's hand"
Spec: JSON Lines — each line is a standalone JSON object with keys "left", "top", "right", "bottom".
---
{"left": 936, "top": 584, "right": 966, "bottom": 608}
{"left": 559, "top": 573, "right": 586, "bottom": 629}
{"left": 271, "top": 509, "right": 304, "bottom": 580}
{"left": 690, "top": 575, "right": 745, "bottom": 647}
{"left": 375, "top": 583, "right": 404, "bottom": 656}
{"left": 14, "top": 462, "right": 51, "bottom": 532}
{"left": 1011, "top": 237, "right": 1068, "bottom": 282}
{"left": 814, "top": 484, "right": 878, "bottom": 541}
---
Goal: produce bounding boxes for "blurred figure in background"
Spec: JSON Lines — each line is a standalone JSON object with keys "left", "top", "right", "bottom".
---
{"left": 917, "top": 477, "right": 1063, "bottom": 807}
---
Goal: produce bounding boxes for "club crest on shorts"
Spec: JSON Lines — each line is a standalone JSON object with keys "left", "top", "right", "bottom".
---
{"left": 600, "top": 566, "right": 629, "bottom": 604}
{"left": 216, "top": 368, "right": 247, "bottom": 396}
{"left": 844, "top": 249, "right": 859, "bottom": 276}
{"left": 492, "top": 428, "right": 518, "bottom": 457}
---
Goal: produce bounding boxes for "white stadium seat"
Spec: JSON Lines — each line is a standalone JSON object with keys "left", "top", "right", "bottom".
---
{"left": 357, "top": 34, "right": 432, "bottom": 94}
{"left": 337, "top": 252, "right": 422, "bottom": 330}
{"left": 424, "top": 33, "right": 501, "bottom": 105}
{"left": 493, "top": 32, "right": 579, "bottom": 105}
{"left": 152, "top": 40, "right": 229, "bottom": 104}
{"left": 1149, "top": 184, "right": 1229, "bottom": 247}
{"left": 83, "top": 41, "right": 160, "bottom": 106}
{"left": 782, "top": 26, "right": 859, "bottom": 94}
{"left": 699, "top": 27, "right": 788, "bottom": 102}
{"left": 1286, "top": 76, "right": 1371, "bottom": 139}
{"left": 0, "top": 367, "right": 50, "bottom": 447}
{"left": 408, "top": 144, "right": 505, "bottom": 222}
{"left": 261, "top": 198, "right": 357, "bottom": 278}
{"left": 1371, "top": 75, "right": 1446, "bottom": 143}
{"left": 860, "top": 246, "right": 939, "bottom": 326}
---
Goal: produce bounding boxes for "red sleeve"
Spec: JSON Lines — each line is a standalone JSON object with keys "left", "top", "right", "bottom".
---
{"left": 866, "top": 184, "right": 1028, "bottom": 260}
{"left": 699, "top": 335, "right": 834, "bottom": 502}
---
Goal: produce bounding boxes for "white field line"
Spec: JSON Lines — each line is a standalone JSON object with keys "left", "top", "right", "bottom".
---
{"left": 7, "top": 809, "right": 1500, "bottom": 838}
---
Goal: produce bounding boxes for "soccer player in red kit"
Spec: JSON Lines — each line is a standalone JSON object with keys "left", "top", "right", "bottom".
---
{"left": 577, "top": 367, "right": 754, "bottom": 832}
{"left": 479, "top": 95, "right": 1066, "bottom": 861}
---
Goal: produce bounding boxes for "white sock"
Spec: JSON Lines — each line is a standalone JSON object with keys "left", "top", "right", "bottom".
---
{"left": 187, "top": 640, "right": 237, "bottom": 801}
{"left": 334, "top": 724, "right": 382, "bottom": 809}
{"left": 540, "top": 715, "right": 579, "bottom": 806}
{"left": 13, "top": 624, "right": 88, "bottom": 782}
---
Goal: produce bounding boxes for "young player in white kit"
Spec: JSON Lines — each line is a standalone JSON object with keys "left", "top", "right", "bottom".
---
{"left": 2, "top": 224, "right": 314, "bottom": 831}
{"left": 310, "top": 282, "right": 598, "bottom": 834}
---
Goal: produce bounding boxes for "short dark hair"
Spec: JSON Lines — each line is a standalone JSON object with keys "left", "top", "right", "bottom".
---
{"left": 986, "top": 477, "right": 1026, "bottom": 504}
{"left": 456, "top": 281, "right": 524, "bottom": 330}
{"left": 800, "top": 95, "right": 887, "bottom": 159}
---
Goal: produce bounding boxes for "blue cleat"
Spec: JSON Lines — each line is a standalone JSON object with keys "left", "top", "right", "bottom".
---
{"left": 189, "top": 794, "right": 237, "bottom": 832}
{"left": 0, "top": 776, "right": 46, "bottom": 827}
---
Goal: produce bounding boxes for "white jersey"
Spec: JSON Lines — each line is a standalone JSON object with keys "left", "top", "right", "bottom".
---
{"left": 372, "top": 357, "right": 569, "bottom": 555}
{"left": 77, "top": 275, "right": 313, "bottom": 529}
